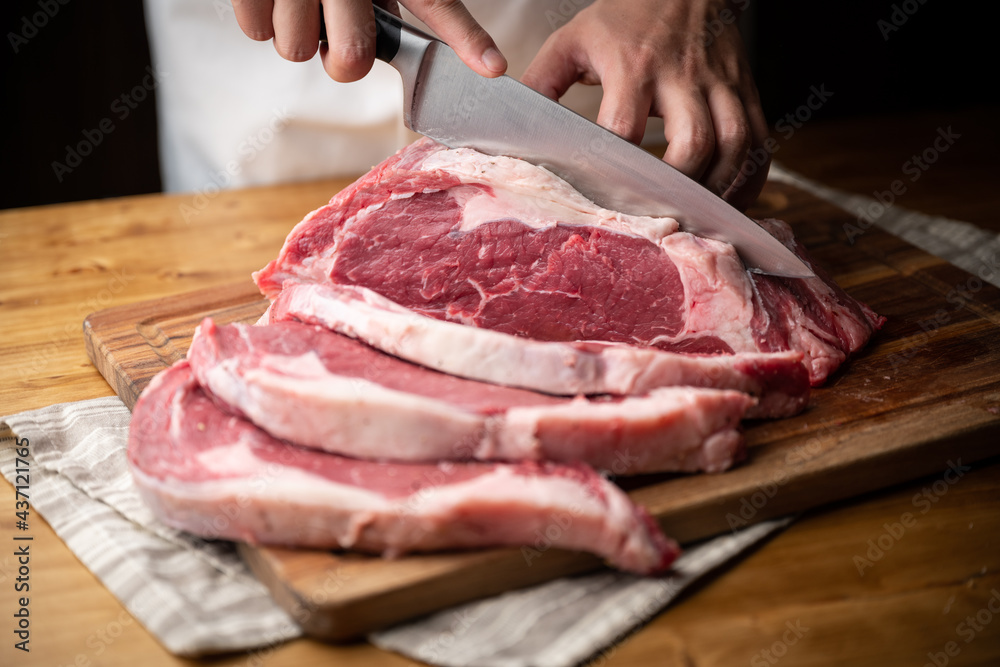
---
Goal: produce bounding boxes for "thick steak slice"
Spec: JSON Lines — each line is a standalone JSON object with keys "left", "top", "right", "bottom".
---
{"left": 263, "top": 281, "right": 810, "bottom": 418}
{"left": 187, "top": 318, "right": 753, "bottom": 473}
{"left": 127, "top": 362, "right": 680, "bottom": 574}
{"left": 254, "top": 139, "right": 883, "bottom": 385}
{"left": 751, "top": 218, "right": 887, "bottom": 382}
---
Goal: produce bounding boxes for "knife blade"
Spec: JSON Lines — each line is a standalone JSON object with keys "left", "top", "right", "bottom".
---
{"left": 322, "top": 7, "right": 814, "bottom": 278}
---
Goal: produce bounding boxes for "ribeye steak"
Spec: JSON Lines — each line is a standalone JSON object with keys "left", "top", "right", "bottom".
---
{"left": 255, "top": 139, "right": 883, "bottom": 385}
{"left": 187, "top": 317, "right": 752, "bottom": 473}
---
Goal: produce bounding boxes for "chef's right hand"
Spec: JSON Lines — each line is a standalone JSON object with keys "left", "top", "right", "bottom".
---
{"left": 520, "top": 0, "right": 769, "bottom": 211}
{"left": 231, "top": 0, "right": 508, "bottom": 82}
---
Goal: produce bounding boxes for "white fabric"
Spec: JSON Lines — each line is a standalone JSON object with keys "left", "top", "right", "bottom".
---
{"left": 144, "top": 0, "right": 624, "bottom": 193}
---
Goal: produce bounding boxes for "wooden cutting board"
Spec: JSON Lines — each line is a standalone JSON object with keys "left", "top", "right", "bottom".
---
{"left": 83, "top": 181, "right": 1000, "bottom": 641}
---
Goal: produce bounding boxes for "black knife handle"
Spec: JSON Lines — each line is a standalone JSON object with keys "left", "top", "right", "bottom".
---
{"left": 318, "top": 5, "right": 401, "bottom": 64}
{"left": 372, "top": 6, "right": 402, "bottom": 63}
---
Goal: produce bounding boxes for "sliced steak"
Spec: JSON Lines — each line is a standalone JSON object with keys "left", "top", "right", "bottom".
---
{"left": 255, "top": 139, "right": 883, "bottom": 385}
{"left": 127, "top": 362, "right": 680, "bottom": 574}
{"left": 187, "top": 318, "right": 753, "bottom": 473}
{"left": 262, "top": 281, "right": 809, "bottom": 418}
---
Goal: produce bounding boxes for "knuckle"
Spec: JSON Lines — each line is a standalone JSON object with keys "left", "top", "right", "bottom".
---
{"left": 421, "top": 0, "right": 469, "bottom": 27}
{"left": 283, "top": 48, "right": 316, "bottom": 63}
{"left": 604, "top": 116, "right": 643, "bottom": 143}
{"left": 245, "top": 29, "right": 273, "bottom": 41}
{"left": 418, "top": 0, "right": 489, "bottom": 46}
{"left": 678, "top": 125, "right": 715, "bottom": 160}
{"left": 629, "top": 43, "right": 661, "bottom": 71}
{"left": 273, "top": 33, "right": 317, "bottom": 62}
{"left": 326, "top": 42, "right": 374, "bottom": 81}
{"left": 422, "top": 0, "right": 465, "bottom": 16}
{"left": 334, "top": 41, "right": 373, "bottom": 67}
{"left": 716, "top": 118, "right": 751, "bottom": 153}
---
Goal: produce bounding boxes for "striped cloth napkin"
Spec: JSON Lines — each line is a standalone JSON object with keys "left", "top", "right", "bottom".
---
{"left": 768, "top": 164, "right": 1000, "bottom": 284}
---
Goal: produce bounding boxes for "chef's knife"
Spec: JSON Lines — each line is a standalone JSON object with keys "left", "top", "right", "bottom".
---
{"left": 320, "top": 7, "right": 814, "bottom": 278}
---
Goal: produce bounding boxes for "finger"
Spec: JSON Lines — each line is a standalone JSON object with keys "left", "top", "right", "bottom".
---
{"left": 407, "top": 0, "right": 507, "bottom": 76}
{"left": 272, "top": 0, "right": 321, "bottom": 62}
{"left": 521, "top": 34, "right": 581, "bottom": 100}
{"left": 232, "top": 0, "right": 275, "bottom": 40}
{"left": 701, "top": 86, "right": 752, "bottom": 198}
{"left": 723, "top": 86, "right": 771, "bottom": 210}
{"left": 318, "top": 0, "right": 376, "bottom": 81}
{"left": 595, "top": 71, "right": 654, "bottom": 145}
{"left": 660, "top": 88, "right": 716, "bottom": 182}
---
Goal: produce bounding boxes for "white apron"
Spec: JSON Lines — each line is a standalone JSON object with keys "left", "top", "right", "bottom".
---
{"left": 143, "top": 1, "right": 636, "bottom": 193}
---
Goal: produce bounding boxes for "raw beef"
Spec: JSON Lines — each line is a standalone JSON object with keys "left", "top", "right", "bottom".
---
{"left": 255, "top": 139, "right": 884, "bottom": 385}
{"left": 127, "top": 362, "right": 680, "bottom": 575}
{"left": 187, "top": 318, "right": 752, "bottom": 473}
{"left": 262, "top": 281, "right": 810, "bottom": 418}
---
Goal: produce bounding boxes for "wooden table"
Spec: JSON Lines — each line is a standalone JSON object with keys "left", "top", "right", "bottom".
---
{"left": 2, "top": 106, "right": 999, "bottom": 666}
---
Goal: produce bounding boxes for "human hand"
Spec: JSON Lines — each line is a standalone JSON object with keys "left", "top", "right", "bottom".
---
{"left": 231, "top": 0, "right": 507, "bottom": 82}
{"left": 521, "top": 0, "right": 768, "bottom": 211}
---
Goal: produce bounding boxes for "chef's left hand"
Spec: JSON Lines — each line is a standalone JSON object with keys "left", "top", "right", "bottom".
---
{"left": 521, "top": 0, "right": 768, "bottom": 211}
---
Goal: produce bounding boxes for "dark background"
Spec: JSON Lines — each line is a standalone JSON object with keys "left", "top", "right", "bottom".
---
{"left": 1, "top": 2, "right": 161, "bottom": 210}
{"left": 1, "top": 1, "right": 994, "bottom": 210}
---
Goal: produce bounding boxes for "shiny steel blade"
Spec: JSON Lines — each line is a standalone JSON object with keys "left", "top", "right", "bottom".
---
{"left": 393, "top": 36, "right": 815, "bottom": 278}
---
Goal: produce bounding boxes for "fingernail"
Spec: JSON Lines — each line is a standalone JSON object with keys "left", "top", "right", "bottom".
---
{"left": 482, "top": 47, "right": 507, "bottom": 74}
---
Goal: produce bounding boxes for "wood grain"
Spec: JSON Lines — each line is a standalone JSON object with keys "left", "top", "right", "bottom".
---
{"left": 81, "top": 180, "right": 1000, "bottom": 640}
{"left": 83, "top": 281, "right": 268, "bottom": 408}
